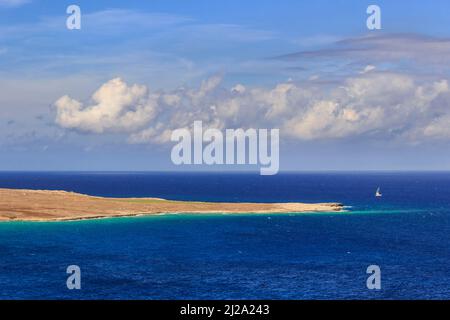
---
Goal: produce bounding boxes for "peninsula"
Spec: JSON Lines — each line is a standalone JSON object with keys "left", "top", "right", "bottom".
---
{"left": 0, "top": 188, "right": 343, "bottom": 222}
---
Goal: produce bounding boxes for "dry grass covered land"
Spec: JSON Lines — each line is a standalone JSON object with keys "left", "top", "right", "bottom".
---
{"left": 0, "top": 188, "right": 343, "bottom": 221}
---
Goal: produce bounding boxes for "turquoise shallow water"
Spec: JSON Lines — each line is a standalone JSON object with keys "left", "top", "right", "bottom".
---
{"left": 0, "top": 172, "right": 449, "bottom": 299}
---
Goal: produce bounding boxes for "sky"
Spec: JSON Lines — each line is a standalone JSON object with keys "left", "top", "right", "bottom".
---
{"left": 1, "top": 0, "right": 450, "bottom": 171}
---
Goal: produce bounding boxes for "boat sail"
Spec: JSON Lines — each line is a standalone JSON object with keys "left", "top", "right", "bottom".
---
{"left": 375, "top": 187, "right": 382, "bottom": 197}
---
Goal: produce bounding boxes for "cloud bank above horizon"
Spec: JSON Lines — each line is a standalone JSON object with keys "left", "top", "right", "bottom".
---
{"left": 54, "top": 70, "right": 450, "bottom": 145}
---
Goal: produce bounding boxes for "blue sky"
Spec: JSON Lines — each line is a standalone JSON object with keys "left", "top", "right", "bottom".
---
{"left": 2, "top": 0, "right": 450, "bottom": 171}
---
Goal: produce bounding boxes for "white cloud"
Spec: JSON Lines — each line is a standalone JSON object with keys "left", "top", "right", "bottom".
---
{"left": 55, "top": 78, "right": 157, "bottom": 133}
{"left": 361, "top": 65, "right": 376, "bottom": 74}
{"left": 54, "top": 73, "right": 450, "bottom": 145}
{"left": 0, "top": 0, "right": 29, "bottom": 7}
{"left": 422, "top": 115, "right": 450, "bottom": 138}
{"left": 81, "top": 9, "right": 193, "bottom": 33}
{"left": 284, "top": 75, "right": 449, "bottom": 141}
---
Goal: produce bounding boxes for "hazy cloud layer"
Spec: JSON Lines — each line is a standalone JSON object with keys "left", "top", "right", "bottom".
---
{"left": 277, "top": 33, "right": 450, "bottom": 64}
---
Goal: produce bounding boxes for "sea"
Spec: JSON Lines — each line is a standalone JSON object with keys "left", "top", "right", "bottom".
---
{"left": 0, "top": 171, "right": 449, "bottom": 299}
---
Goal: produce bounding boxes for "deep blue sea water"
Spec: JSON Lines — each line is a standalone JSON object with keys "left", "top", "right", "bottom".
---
{"left": 0, "top": 172, "right": 449, "bottom": 299}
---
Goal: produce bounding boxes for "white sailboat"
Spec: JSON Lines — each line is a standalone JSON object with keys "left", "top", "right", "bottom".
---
{"left": 375, "top": 187, "right": 382, "bottom": 197}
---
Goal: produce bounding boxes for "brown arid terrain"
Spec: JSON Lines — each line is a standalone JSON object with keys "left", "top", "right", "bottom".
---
{"left": 0, "top": 188, "right": 343, "bottom": 222}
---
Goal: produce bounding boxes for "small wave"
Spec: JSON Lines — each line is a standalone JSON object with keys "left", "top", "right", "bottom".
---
{"left": 154, "top": 212, "right": 180, "bottom": 216}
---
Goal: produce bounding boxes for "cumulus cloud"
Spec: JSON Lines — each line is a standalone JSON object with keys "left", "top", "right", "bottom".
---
{"left": 54, "top": 73, "right": 450, "bottom": 145}
{"left": 284, "top": 74, "right": 448, "bottom": 140}
{"left": 55, "top": 78, "right": 157, "bottom": 133}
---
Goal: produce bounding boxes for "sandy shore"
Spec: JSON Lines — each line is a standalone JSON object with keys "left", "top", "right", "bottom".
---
{"left": 0, "top": 188, "right": 343, "bottom": 222}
